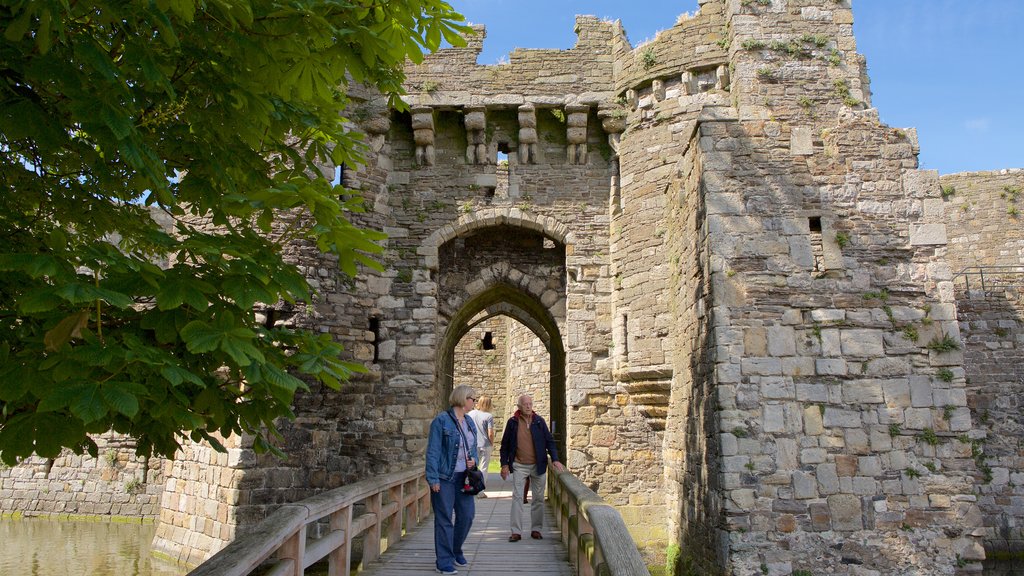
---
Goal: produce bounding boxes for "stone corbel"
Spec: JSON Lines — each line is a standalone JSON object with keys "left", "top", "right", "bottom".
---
{"left": 464, "top": 107, "right": 488, "bottom": 165}
{"left": 411, "top": 107, "right": 435, "bottom": 166}
{"left": 716, "top": 64, "right": 730, "bottom": 90}
{"left": 625, "top": 89, "right": 639, "bottom": 109}
{"left": 652, "top": 79, "right": 666, "bottom": 102}
{"left": 565, "top": 105, "right": 589, "bottom": 165}
{"left": 599, "top": 109, "right": 627, "bottom": 157}
{"left": 361, "top": 107, "right": 391, "bottom": 154}
{"left": 518, "top": 103, "right": 538, "bottom": 164}
{"left": 681, "top": 71, "right": 695, "bottom": 96}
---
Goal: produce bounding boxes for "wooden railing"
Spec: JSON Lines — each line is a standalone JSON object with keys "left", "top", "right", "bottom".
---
{"left": 188, "top": 467, "right": 430, "bottom": 576}
{"left": 548, "top": 467, "right": 650, "bottom": 576}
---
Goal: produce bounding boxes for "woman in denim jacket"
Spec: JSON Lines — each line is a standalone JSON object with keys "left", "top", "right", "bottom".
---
{"left": 425, "top": 384, "right": 479, "bottom": 574}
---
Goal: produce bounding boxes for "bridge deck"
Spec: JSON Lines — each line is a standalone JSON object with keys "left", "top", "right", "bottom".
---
{"left": 360, "top": 472, "right": 572, "bottom": 575}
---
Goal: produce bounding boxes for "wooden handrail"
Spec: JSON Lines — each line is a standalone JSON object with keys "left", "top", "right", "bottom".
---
{"left": 547, "top": 467, "right": 650, "bottom": 576}
{"left": 188, "top": 466, "right": 430, "bottom": 576}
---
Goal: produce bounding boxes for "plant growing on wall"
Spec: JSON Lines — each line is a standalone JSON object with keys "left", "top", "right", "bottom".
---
{"left": 834, "top": 231, "right": 850, "bottom": 249}
{"left": 640, "top": 47, "right": 657, "bottom": 70}
{"left": 926, "top": 333, "right": 960, "bottom": 353}
{"left": 0, "top": 0, "right": 471, "bottom": 464}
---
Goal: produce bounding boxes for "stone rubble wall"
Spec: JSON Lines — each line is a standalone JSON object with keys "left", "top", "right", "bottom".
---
{"left": 957, "top": 293, "right": 1024, "bottom": 555}
{"left": 506, "top": 317, "right": 552, "bottom": 427}
{"left": 454, "top": 316, "right": 508, "bottom": 418}
{"left": 939, "top": 170, "right": 1024, "bottom": 271}
{"left": 941, "top": 170, "right": 1024, "bottom": 555}
{"left": 0, "top": 433, "right": 165, "bottom": 518}
{"left": 685, "top": 0, "right": 985, "bottom": 573}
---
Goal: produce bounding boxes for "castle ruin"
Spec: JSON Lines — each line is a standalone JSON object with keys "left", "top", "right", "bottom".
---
{"left": 3, "top": 1, "right": 1022, "bottom": 574}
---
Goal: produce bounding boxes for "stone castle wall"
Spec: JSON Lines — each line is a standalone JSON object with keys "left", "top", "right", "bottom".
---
{"left": 454, "top": 315, "right": 508, "bottom": 415}
{"left": 941, "top": 170, "right": 1024, "bottom": 555}
{"left": 0, "top": 433, "right": 165, "bottom": 518}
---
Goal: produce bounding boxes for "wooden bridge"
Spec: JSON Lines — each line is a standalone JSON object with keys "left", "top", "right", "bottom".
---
{"left": 188, "top": 466, "right": 649, "bottom": 576}
{"left": 358, "top": 472, "right": 572, "bottom": 576}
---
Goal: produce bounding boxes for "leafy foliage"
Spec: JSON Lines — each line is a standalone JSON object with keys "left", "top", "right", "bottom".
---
{"left": 0, "top": 0, "right": 469, "bottom": 464}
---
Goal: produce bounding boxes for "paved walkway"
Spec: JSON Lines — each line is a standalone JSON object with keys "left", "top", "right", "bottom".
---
{"left": 360, "top": 472, "right": 572, "bottom": 575}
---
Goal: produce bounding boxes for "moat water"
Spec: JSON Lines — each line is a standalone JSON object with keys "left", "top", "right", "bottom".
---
{"left": 0, "top": 518, "right": 1020, "bottom": 575}
{"left": 0, "top": 518, "right": 186, "bottom": 576}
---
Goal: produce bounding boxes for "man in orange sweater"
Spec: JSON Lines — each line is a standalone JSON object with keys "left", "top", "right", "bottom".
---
{"left": 499, "top": 394, "right": 564, "bottom": 542}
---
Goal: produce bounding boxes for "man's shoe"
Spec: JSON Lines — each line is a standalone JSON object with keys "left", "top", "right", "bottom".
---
{"left": 455, "top": 556, "right": 468, "bottom": 567}
{"left": 436, "top": 569, "right": 458, "bottom": 575}
{"left": 531, "top": 531, "right": 543, "bottom": 540}
{"left": 508, "top": 533, "right": 522, "bottom": 542}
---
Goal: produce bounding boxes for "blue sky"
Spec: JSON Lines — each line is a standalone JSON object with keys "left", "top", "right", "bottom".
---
{"left": 445, "top": 1, "right": 1023, "bottom": 175}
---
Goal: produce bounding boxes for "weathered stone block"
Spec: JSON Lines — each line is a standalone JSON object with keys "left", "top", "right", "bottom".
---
{"left": 828, "top": 495, "right": 864, "bottom": 531}
{"left": 840, "top": 330, "right": 884, "bottom": 356}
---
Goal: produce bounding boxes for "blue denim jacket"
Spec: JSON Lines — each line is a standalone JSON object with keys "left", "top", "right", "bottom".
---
{"left": 425, "top": 409, "right": 479, "bottom": 485}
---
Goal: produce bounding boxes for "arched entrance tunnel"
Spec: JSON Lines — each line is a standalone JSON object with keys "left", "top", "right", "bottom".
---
{"left": 434, "top": 225, "right": 567, "bottom": 458}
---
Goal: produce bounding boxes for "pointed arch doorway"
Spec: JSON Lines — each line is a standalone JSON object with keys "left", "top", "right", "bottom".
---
{"left": 427, "top": 215, "right": 569, "bottom": 460}
{"left": 438, "top": 284, "right": 567, "bottom": 458}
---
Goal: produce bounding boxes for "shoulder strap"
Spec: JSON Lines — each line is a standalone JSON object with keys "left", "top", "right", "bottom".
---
{"left": 446, "top": 410, "right": 472, "bottom": 463}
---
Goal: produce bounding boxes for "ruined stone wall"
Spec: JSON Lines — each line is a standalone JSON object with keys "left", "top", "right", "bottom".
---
{"left": 153, "top": 86, "right": 425, "bottom": 563}
{"left": 940, "top": 170, "right": 1024, "bottom": 271}
{"left": 454, "top": 315, "right": 508, "bottom": 413}
{"left": 17, "top": 3, "right": 1022, "bottom": 573}
{"left": 0, "top": 433, "right": 165, "bottom": 518}
{"left": 941, "top": 170, "right": 1024, "bottom": 555}
{"left": 958, "top": 293, "right": 1024, "bottom": 555}
{"left": 506, "top": 318, "right": 551, "bottom": 426}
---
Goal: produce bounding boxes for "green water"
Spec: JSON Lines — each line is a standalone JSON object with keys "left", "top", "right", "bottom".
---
{"left": 0, "top": 518, "right": 186, "bottom": 576}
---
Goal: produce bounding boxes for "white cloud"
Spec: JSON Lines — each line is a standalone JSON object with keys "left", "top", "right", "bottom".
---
{"left": 963, "top": 118, "right": 991, "bottom": 134}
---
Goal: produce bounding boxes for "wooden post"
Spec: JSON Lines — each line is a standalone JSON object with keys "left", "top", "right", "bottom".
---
{"left": 278, "top": 524, "right": 306, "bottom": 576}
{"left": 387, "top": 483, "right": 403, "bottom": 547}
{"left": 328, "top": 505, "right": 352, "bottom": 576}
{"left": 364, "top": 492, "right": 382, "bottom": 563}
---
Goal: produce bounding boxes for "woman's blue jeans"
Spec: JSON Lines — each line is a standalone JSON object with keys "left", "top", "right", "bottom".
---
{"left": 431, "top": 473, "right": 475, "bottom": 571}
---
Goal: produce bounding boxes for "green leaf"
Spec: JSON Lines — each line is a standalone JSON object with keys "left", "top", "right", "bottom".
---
{"left": 101, "top": 382, "right": 141, "bottom": 417}
{"left": 0, "top": 254, "right": 64, "bottom": 278}
{"left": 54, "top": 283, "right": 134, "bottom": 308}
{"left": 17, "top": 288, "right": 64, "bottom": 314}
{"left": 160, "top": 365, "right": 205, "bottom": 387}
{"left": 69, "top": 383, "right": 108, "bottom": 423}
{"left": 0, "top": 413, "right": 84, "bottom": 464}
{"left": 156, "top": 277, "right": 212, "bottom": 311}
{"left": 3, "top": 5, "right": 33, "bottom": 42}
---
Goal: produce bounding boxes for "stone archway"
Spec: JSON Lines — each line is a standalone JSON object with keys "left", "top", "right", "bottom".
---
{"left": 437, "top": 283, "right": 567, "bottom": 458}
{"left": 419, "top": 207, "right": 574, "bottom": 270}
{"left": 427, "top": 212, "right": 571, "bottom": 457}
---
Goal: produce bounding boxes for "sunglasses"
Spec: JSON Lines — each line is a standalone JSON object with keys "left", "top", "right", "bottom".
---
{"left": 468, "top": 397, "right": 477, "bottom": 401}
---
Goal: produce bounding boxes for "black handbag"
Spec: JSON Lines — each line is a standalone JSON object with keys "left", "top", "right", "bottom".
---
{"left": 464, "top": 466, "right": 486, "bottom": 495}
{"left": 448, "top": 411, "right": 486, "bottom": 495}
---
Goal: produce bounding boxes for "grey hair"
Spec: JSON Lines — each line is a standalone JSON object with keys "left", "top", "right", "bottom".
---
{"left": 449, "top": 384, "right": 476, "bottom": 407}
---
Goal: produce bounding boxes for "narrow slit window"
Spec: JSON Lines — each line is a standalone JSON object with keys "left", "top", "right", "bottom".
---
{"left": 809, "top": 217, "right": 824, "bottom": 273}
{"left": 482, "top": 331, "right": 495, "bottom": 350}
{"left": 622, "top": 314, "right": 629, "bottom": 358}
{"left": 369, "top": 317, "right": 381, "bottom": 362}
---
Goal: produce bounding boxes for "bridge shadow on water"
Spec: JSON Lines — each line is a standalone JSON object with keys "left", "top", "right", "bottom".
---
{"left": 354, "top": 471, "right": 571, "bottom": 576}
